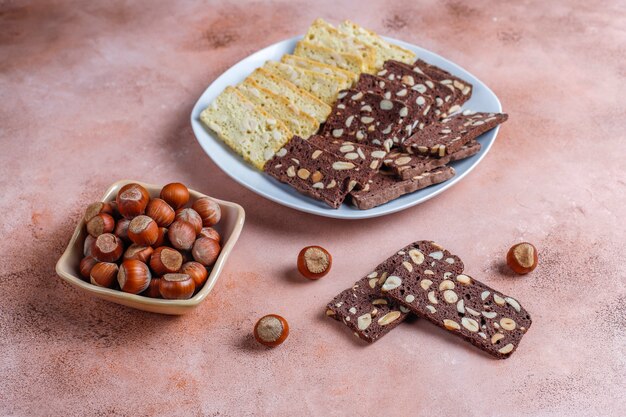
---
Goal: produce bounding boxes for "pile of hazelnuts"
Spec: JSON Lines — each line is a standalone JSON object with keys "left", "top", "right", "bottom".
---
{"left": 79, "top": 182, "right": 222, "bottom": 300}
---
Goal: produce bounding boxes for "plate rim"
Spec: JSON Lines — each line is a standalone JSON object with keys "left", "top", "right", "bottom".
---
{"left": 190, "top": 35, "right": 502, "bottom": 220}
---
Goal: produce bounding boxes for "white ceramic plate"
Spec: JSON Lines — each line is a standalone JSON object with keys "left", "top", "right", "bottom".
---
{"left": 190, "top": 36, "right": 503, "bottom": 219}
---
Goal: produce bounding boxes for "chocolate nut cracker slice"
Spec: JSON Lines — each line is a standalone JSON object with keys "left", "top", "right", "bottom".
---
{"left": 381, "top": 241, "right": 532, "bottom": 359}
{"left": 402, "top": 110, "right": 508, "bottom": 157}
{"left": 326, "top": 241, "right": 464, "bottom": 342}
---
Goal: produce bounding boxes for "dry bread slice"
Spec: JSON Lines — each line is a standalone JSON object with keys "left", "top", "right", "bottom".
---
{"left": 281, "top": 54, "right": 357, "bottom": 83}
{"left": 294, "top": 41, "right": 365, "bottom": 75}
{"left": 263, "top": 61, "right": 351, "bottom": 104}
{"left": 236, "top": 79, "right": 319, "bottom": 139}
{"left": 303, "top": 18, "right": 377, "bottom": 73}
{"left": 200, "top": 87, "right": 292, "bottom": 170}
{"left": 248, "top": 68, "right": 331, "bottom": 123}
{"left": 338, "top": 20, "right": 416, "bottom": 69}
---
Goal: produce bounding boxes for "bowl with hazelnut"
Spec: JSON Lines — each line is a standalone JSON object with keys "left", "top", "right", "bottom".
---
{"left": 55, "top": 179, "right": 245, "bottom": 315}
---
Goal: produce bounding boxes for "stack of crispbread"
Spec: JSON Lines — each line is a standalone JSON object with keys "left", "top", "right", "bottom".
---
{"left": 201, "top": 19, "right": 506, "bottom": 209}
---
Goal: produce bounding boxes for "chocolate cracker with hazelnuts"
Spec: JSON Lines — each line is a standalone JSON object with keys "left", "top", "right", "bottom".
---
{"left": 381, "top": 240, "right": 532, "bottom": 359}
{"left": 325, "top": 242, "right": 464, "bottom": 343}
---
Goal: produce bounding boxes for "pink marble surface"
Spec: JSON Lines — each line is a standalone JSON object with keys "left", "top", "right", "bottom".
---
{"left": 1, "top": 1, "right": 625, "bottom": 416}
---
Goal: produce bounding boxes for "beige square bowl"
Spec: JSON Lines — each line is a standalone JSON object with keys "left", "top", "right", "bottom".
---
{"left": 55, "top": 180, "right": 245, "bottom": 315}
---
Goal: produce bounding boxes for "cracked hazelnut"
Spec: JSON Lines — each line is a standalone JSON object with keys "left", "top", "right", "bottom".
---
{"left": 297, "top": 246, "right": 332, "bottom": 279}
{"left": 254, "top": 314, "right": 289, "bottom": 347}
{"left": 507, "top": 242, "right": 538, "bottom": 274}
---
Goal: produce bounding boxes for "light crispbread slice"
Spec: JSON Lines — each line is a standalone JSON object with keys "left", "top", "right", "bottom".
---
{"left": 262, "top": 61, "right": 350, "bottom": 104}
{"left": 236, "top": 79, "right": 319, "bottom": 139}
{"left": 200, "top": 87, "right": 292, "bottom": 170}
{"left": 248, "top": 68, "right": 331, "bottom": 123}
{"left": 294, "top": 41, "right": 365, "bottom": 75}
{"left": 281, "top": 54, "right": 357, "bottom": 83}
{"left": 338, "top": 20, "right": 416, "bottom": 69}
{"left": 304, "top": 18, "right": 377, "bottom": 73}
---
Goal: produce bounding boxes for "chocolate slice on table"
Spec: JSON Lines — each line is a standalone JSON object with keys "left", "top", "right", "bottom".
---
{"left": 320, "top": 89, "right": 407, "bottom": 151}
{"left": 355, "top": 73, "right": 434, "bottom": 141}
{"left": 402, "top": 111, "right": 508, "bottom": 157}
{"left": 411, "top": 59, "right": 473, "bottom": 113}
{"left": 351, "top": 166, "right": 455, "bottom": 210}
{"left": 378, "top": 60, "right": 456, "bottom": 120}
{"left": 326, "top": 242, "right": 464, "bottom": 343}
{"left": 264, "top": 136, "right": 370, "bottom": 209}
{"left": 381, "top": 241, "right": 532, "bottom": 359}
{"left": 383, "top": 139, "right": 481, "bottom": 180}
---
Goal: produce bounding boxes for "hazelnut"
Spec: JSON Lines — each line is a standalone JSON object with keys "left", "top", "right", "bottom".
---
{"left": 149, "top": 247, "right": 183, "bottom": 276}
{"left": 92, "top": 233, "right": 123, "bottom": 263}
{"left": 191, "top": 237, "right": 220, "bottom": 267}
{"left": 160, "top": 183, "right": 189, "bottom": 210}
{"left": 84, "top": 201, "right": 114, "bottom": 223}
{"left": 90, "top": 262, "right": 119, "bottom": 288}
{"left": 143, "top": 277, "right": 162, "bottom": 298}
{"left": 146, "top": 198, "right": 175, "bottom": 227}
{"left": 297, "top": 246, "right": 332, "bottom": 280}
{"left": 192, "top": 198, "right": 221, "bottom": 227}
{"left": 114, "top": 218, "right": 131, "bottom": 241}
{"left": 123, "top": 244, "right": 154, "bottom": 263}
{"left": 79, "top": 256, "right": 99, "bottom": 280}
{"left": 153, "top": 227, "right": 168, "bottom": 248}
{"left": 116, "top": 183, "right": 150, "bottom": 219}
{"left": 117, "top": 260, "right": 152, "bottom": 294}
{"left": 507, "top": 242, "right": 538, "bottom": 274}
{"left": 86, "top": 213, "right": 115, "bottom": 238}
{"left": 254, "top": 314, "right": 289, "bottom": 347}
{"left": 167, "top": 221, "right": 196, "bottom": 251}
{"left": 159, "top": 273, "right": 195, "bottom": 299}
{"left": 199, "top": 227, "right": 220, "bottom": 243}
{"left": 180, "top": 261, "right": 208, "bottom": 290}
{"left": 83, "top": 235, "right": 96, "bottom": 257}
{"left": 175, "top": 208, "right": 203, "bottom": 234}
{"left": 128, "top": 215, "right": 158, "bottom": 246}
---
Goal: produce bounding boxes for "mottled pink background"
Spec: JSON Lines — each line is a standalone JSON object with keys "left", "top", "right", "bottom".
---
{"left": 1, "top": 1, "right": 625, "bottom": 416}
